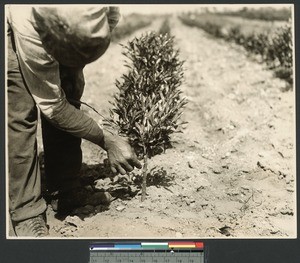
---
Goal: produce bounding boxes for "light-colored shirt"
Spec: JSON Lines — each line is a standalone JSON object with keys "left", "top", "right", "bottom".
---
{"left": 7, "top": 5, "right": 120, "bottom": 145}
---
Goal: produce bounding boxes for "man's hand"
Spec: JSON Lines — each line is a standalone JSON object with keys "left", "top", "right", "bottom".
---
{"left": 102, "top": 130, "right": 142, "bottom": 175}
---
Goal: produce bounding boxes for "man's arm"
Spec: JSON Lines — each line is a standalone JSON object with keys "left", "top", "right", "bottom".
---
{"left": 13, "top": 31, "right": 104, "bottom": 145}
{"left": 10, "top": 24, "right": 141, "bottom": 173}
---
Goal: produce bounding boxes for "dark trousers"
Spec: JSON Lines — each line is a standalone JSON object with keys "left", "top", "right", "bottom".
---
{"left": 7, "top": 24, "right": 82, "bottom": 222}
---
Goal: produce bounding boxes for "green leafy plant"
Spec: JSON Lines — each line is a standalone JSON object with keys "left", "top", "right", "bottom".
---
{"left": 108, "top": 32, "right": 186, "bottom": 201}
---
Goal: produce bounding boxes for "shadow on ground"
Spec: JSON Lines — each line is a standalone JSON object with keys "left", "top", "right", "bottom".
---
{"left": 39, "top": 152, "right": 174, "bottom": 220}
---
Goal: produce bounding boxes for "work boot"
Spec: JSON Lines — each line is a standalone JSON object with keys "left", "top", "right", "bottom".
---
{"left": 13, "top": 214, "right": 49, "bottom": 237}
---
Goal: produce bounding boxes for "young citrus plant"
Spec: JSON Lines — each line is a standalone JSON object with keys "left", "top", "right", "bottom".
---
{"left": 108, "top": 31, "right": 186, "bottom": 201}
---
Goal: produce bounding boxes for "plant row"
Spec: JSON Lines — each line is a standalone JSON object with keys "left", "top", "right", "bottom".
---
{"left": 179, "top": 14, "right": 293, "bottom": 84}
{"left": 111, "top": 13, "right": 152, "bottom": 42}
{"left": 218, "top": 7, "right": 291, "bottom": 22}
{"left": 158, "top": 18, "right": 171, "bottom": 36}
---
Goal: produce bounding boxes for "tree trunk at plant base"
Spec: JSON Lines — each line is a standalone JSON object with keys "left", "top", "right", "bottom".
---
{"left": 141, "top": 154, "right": 148, "bottom": 202}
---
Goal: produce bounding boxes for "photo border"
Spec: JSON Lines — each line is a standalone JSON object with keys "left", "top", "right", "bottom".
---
{"left": 1, "top": 0, "right": 299, "bottom": 262}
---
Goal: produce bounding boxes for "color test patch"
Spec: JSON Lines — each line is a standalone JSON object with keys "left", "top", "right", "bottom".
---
{"left": 168, "top": 241, "right": 196, "bottom": 248}
{"left": 141, "top": 242, "right": 169, "bottom": 249}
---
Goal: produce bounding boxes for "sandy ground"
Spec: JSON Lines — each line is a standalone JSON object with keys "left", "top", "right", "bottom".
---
{"left": 40, "top": 17, "right": 295, "bottom": 238}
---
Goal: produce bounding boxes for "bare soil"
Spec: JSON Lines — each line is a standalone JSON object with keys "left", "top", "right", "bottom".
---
{"left": 43, "top": 17, "right": 295, "bottom": 238}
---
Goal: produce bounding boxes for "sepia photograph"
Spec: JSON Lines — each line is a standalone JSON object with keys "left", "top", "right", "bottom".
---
{"left": 6, "top": 4, "right": 296, "bottom": 238}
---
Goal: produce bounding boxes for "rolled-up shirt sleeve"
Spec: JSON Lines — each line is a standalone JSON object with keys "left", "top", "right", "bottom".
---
{"left": 11, "top": 28, "right": 104, "bottom": 146}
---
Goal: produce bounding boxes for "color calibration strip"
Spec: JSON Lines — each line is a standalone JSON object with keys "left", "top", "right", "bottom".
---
{"left": 90, "top": 242, "right": 204, "bottom": 250}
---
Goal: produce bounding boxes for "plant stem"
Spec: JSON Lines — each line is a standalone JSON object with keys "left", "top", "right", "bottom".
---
{"left": 141, "top": 154, "right": 148, "bottom": 202}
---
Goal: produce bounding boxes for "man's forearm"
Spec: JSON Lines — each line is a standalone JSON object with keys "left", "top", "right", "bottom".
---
{"left": 44, "top": 98, "right": 105, "bottom": 146}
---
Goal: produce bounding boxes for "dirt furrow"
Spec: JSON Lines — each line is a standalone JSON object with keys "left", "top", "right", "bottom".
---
{"left": 170, "top": 17, "right": 295, "bottom": 237}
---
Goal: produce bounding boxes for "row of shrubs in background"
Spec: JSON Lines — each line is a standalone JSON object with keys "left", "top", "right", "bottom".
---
{"left": 111, "top": 13, "right": 152, "bottom": 42}
{"left": 112, "top": 15, "right": 172, "bottom": 43}
{"left": 218, "top": 7, "right": 291, "bottom": 22}
{"left": 159, "top": 18, "right": 171, "bottom": 36}
{"left": 179, "top": 13, "right": 293, "bottom": 84}
{"left": 227, "top": 24, "right": 293, "bottom": 83}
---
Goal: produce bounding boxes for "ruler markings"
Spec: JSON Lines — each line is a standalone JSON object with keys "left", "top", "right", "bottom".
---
{"left": 90, "top": 252, "right": 204, "bottom": 263}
